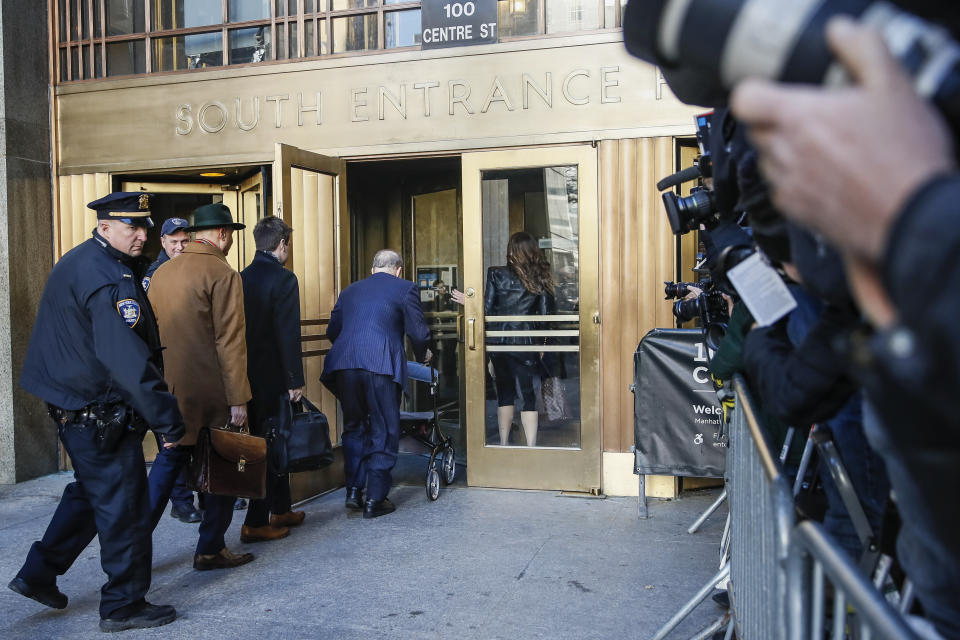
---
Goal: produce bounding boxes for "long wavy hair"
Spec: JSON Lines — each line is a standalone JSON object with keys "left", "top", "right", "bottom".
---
{"left": 507, "top": 232, "right": 554, "bottom": 295}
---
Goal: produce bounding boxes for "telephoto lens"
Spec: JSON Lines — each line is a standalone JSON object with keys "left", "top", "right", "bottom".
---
{"left": 623, "top": 0, "right": 960, "bottom": 122}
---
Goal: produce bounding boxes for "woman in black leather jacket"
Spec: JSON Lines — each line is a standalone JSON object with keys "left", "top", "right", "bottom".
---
{"left": 484, "top": 232, "right": 555, "bottom": 446}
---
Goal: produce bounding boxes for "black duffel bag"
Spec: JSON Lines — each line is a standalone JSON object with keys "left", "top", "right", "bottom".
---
{"left": 266, "top": 396, "right": 334, "bottom": 474}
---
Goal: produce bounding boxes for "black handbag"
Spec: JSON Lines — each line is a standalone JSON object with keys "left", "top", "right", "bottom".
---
{"left": 266, "top": 396, "right": 334, "bottom": 474}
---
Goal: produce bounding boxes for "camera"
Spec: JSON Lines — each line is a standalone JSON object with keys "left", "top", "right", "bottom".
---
{"left": 663, "top": 281, "right": 701, "bottom": 300}
{"left": 622, "top": 0, "right": 960, "bottom": 127}
{"left": 662, "top": 187, "right": 716, "bottom": 235}
{"left": 666, "top": 280, "right": 730, "bottom": 351}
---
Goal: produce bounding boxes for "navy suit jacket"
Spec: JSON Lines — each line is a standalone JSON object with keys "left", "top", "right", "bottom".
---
{"left": 241, "top": 251, "right": 305, "bottom": 425}
{"left": 321, "top": 272, "right": 431, "bottom": 389}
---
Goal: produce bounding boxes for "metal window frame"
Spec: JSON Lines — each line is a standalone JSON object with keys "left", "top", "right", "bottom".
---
{"left": 53, "top": 0, "right": 624, "bottom": 83}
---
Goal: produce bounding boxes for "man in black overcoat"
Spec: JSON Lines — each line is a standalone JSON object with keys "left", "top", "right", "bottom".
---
{"left": 239, "top": 216, "right": 307, "bottom": 542}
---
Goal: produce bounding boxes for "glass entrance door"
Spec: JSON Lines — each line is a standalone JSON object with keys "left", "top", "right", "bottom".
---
{"left": 461, "top": 146, "right": 600, "bottom": 492}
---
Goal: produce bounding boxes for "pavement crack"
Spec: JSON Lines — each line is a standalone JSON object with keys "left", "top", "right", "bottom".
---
{"left": 515, "top": 536, "right": 551, "bottom": 580}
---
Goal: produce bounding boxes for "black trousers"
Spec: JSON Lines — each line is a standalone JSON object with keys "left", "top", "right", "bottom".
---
{"left": 147, "top": 443, "right": 236, "bottom": 555}
{"left": 336, "top": 369, "right": 401, "bottom": 502}
{"left": 17, "top": 421, "right": 152, "bottom": 619}
{"left": 152, "top": 432, "right": 194, "bottom": 508}
{"left": 244, "top": 394, "right": 292, "bottom": 527}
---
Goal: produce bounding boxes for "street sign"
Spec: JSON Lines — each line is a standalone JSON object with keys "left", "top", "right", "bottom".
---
{"left": 420, "top": 0, "right": 497, "bottom": 50}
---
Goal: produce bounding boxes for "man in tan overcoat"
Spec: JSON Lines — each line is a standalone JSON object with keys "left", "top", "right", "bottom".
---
{"left": 146, "top": 203, "right": 255, "bottom": 571}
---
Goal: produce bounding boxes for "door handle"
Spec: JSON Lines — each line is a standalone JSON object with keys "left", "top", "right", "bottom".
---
{"left": 468, "top": 318, "right": 476, "bottom": 351}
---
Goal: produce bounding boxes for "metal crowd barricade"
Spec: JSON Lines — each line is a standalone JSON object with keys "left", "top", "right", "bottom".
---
{"left": 726, "top": 375, "right": 796, "bottom": 639}
{"left": 652, "top": 374, "right": 923, "bottom": 639}
{"left": 787, "top": 521, "right": 919, "bottom": 640}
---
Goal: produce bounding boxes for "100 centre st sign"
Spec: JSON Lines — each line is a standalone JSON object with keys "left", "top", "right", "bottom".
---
{"left": 420, "top": 0, "right": 497, "bottom": 49}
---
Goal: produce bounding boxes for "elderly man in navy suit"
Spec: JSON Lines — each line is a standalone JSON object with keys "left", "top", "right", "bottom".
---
{"left": 321, "top": 249, "right": 431, "bottom": 518}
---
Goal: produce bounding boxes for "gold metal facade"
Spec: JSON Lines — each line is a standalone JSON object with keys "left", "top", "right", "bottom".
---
{"left": 51, "top": 31, "right": 702, "bottom": 492}
{"left": 598, "top": 138, "right": 684, "bottom": 455}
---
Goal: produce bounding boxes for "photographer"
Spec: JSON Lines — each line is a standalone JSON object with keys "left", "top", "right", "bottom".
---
{"left": 742, "top": 248, "right": 888, "bottom": 561}
{"left": 731, "top": 17, "right": 960, "bottom": 638}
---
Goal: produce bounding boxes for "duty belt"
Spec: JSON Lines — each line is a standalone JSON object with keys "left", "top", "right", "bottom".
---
{"left": 47, "top": 404, "right": 96, "bottom": 425}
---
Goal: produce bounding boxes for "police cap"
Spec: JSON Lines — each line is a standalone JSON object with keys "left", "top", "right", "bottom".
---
{"left": 87, "top": 192, "right": 155, "bottom": 228}
{"left": 161, "top": 217, "right": 190, "bottom": 236}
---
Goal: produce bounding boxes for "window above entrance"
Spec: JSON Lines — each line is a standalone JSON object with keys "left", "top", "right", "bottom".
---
{"left": 55, "top": 0, "right": 627, "bottom": 82}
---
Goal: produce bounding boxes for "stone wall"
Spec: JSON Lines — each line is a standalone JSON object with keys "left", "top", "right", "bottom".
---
{"left": 0, "top": 1, "right": 56, "bottom": 483}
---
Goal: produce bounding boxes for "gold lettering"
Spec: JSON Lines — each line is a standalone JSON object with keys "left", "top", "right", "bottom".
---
{"left": 378, "top": 85, "right": 406, "bottom": 120}
{"left": 414, "top": 81, "right": 440, "bottom": 117}
{"left": 198, "top": 101, "right": 228, "bottom": 133}
{"left": 236, "top": 97, "right": 260, "bottom": 131}
{"left": 522, "top": 73, "right": 552, "bottom": 109}
{"left": 562, "top": 70, "right": 590, "bottom": 106}
{"left": 265, "top": 94, "right": 289, "bottom": 128}
{"left": 351, "top": 88, "right": 369, "bottom": 122}
{"left": 448, "top": 80, "right": 473, "bottom": 116}
{"left": 175, "top": 104, "right": 194, "bottom": 135}
{"left": 480, "top": 77, "right": 514, "bottom": 113}
{"left": 298, "top": 92, "right": 322, "bottom": 126}
{"left": 600, "top": 66, "right": 621, "bottom": 104}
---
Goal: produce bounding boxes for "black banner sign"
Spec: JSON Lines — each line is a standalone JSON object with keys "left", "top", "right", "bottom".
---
{"left": 420, "top": 0, "right": 497, "bottom": 50}
{"left": 633, "top": 328, "right": 727, "bottom": 477}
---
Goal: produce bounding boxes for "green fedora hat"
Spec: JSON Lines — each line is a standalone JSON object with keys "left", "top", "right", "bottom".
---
{"left": 188, "top": 203, "right": 246, "bottom": 231}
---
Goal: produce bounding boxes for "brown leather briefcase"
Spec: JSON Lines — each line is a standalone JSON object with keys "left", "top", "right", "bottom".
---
{"left": 189, "top": 423, "right": 267, "bottom": 499}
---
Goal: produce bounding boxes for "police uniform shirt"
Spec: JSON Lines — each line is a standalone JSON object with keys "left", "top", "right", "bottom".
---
{"left": 20, "top": 230, "right": 180, "bottom": 429}
{"left": 142, "top": 250, "right": 170, "bottom": 292}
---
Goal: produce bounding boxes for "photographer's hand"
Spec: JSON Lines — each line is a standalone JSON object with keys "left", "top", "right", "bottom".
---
{"left": 721, "top": 293, "right": 735, "bottom": 318}
{"left": 844, "top": 255, "right": 896, "bottom": 330}
{"left": 682, "top": 287, "right": 703, "bottom": 301}
{"left": 730, "top": 16, "right": 955, "bottom": 265}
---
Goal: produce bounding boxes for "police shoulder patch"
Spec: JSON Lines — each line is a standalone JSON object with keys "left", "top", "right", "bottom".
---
{"left": 141, "top": 276, "right": 151, "bottom": 292}
{"left": 117, "top": 299, "right": 141, "bottom": 328}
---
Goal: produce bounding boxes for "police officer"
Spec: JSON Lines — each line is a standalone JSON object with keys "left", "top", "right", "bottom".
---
{"left": 142, "top": 216, "right": 189, "bottom": 292}
{"left": 142, "top": 216, "right": 203, "bottom": 523}
{"left": 8, "top": 193, "right": 185, "bottom": 632}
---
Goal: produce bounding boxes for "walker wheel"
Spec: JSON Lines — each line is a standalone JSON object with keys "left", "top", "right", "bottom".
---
{"left": 442, "top": 446, "right": 456, "bottom": 485}
{"left": 426, "top": 467, "right": 441, "bottom": 501}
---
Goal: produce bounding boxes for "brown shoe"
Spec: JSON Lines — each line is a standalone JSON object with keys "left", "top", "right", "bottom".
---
{"left": 240, "top": 524, "right": 290, "bottom": 543}
{"left": 270, "top": 510, "right": 306, "bottom": 527}
{"left": 193, "top": 547, "right": 255, "bottom": 571}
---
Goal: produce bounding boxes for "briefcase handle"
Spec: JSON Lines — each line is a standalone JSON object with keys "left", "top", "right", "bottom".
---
{"left": 291, "top": 396, "right": 322, "bottom": 415}
{"left": 218, "top": 420, "right": 249, "bottom": 435}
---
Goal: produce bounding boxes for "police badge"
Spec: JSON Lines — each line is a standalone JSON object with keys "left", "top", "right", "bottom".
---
{"left": 141, "top": 276, "right": 151, "bottom": 292}
{"left": 139, "top": 194, "right": 150, "bottom": 210}
{"left": 116, "top": 299, "right": 141, "bottom": 328}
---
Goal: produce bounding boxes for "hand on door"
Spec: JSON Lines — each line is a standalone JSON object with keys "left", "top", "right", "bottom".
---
{"left": 450, "top": 289, "right": 466, "bottom": 306}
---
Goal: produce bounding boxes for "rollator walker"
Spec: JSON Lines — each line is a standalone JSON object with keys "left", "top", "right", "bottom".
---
{"left": 401, "top": 360, "right": 456, "bottom": 500}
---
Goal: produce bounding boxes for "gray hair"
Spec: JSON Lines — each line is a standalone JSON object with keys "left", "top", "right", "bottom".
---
{"left": 371, "top": 249, "right": 403, "bottom": 272}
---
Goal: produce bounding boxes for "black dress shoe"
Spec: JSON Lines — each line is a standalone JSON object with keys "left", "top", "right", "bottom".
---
{"left": 99, "top": 602, "right": 176, "bottom": 632}
{"left": 170, "top": 503, "right": 203, "bottom": 523}
{"left": 8, "top": 577, "right": 67, "bottom": 610}
{"left": 345, "top": 487, "right": 364, "bottom": 510}
{"left": 363, "top": 497, "right": 396, "bottom": 519}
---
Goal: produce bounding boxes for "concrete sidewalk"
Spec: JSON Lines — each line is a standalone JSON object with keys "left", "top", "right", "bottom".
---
{"left": 0, "top": 461, "right": 728, "bottom": 639}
